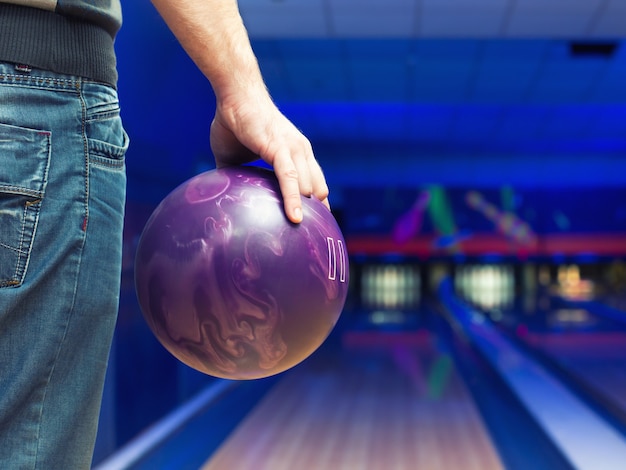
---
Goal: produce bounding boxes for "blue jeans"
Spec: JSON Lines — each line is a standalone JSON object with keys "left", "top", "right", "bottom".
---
{"left": 0, "top": 63, "right": 128, "bottom": 469}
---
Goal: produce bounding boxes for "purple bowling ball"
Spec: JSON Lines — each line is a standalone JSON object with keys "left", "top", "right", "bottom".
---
{"left": 134, "top": 165, "right": 349, "bottom": 380}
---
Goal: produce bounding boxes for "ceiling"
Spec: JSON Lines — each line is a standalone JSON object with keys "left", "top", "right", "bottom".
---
{"left": 239, "top": 0, "right": 626, "bottom": 38}
{"left": 251, "top": 38, "right": 626, "bottom": 147}
{"left": 237, "top": 0, "right": 626, "bottom": 147}
{"left": 118, "top": 1, "right": 626, "bottom": 191}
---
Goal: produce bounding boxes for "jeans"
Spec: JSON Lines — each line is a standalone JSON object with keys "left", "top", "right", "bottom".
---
{"left": 0, "top": 62, "right": 128, "bottom": 469}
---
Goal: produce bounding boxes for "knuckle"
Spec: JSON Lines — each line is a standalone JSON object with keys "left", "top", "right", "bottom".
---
{"left": 278, "top": 166, "right": 299, "bottom": 181}
{"left": 318, "top": 185, "right": 328, "bottom": 199}
{"left": 315, "top": 184, "right": 330, "bottom": 201}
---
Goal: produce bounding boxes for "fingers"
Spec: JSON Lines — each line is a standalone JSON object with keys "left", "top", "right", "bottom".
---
{"left": 320, "top": 197, "right": 331, "bottom": 211}
{"left": 210, "top": 99, "right": 330, "bottom": 223}
{"left": 308, "top": 155, "right": 330, "bottom": 204}
{"left": 269, "top": 135, "right": 330, "bottom": 224}
{"left": 292, "top": 149, "right": 313, "bottom": 198}
{"left": 272, "top": 154, "right": 303, "bottom": 223}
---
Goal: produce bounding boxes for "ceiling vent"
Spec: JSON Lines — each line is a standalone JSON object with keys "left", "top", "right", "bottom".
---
{"left": 569, "top": 41, "right": 618, "bottom": 58}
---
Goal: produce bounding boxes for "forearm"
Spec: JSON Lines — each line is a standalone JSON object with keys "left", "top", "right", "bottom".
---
{"left": 150, "top": 0, "right": 330, "bottom": 222}
{"left": 150, "top": 0, "right": 266, "bottom": 103}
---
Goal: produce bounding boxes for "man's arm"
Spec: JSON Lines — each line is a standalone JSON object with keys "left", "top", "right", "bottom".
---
{"left": 150, "top": 0, "right": 329, "bottom": 223}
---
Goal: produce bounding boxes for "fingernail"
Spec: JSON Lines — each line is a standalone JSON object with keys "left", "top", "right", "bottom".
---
{"left": 294, "top": 207, "right": 303, "bottom": 222}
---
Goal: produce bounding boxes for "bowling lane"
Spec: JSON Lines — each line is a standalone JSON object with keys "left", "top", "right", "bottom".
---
{"left": 445, "top": 272, "right": 626, "bottom": 469}
{"left": 515, "top": 299, "right": 626, "bottom": 428}
{"left": 455, "top": 265, "right": 626, "bottom": 432}
{"left": 201, "top": 329, "right": 504, "bottom": 470}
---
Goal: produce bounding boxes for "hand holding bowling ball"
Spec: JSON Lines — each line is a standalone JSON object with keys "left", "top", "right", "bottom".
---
{"left": 134, "top": 166, "right": 349, "bottom": 380}
{"left": 210, "top": 88, "right": 329, "bottom": 224}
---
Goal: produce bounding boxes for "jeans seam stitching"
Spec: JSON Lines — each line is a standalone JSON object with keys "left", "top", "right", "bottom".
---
{"left": 15, "top": 201, "right": 28, "bottom": 282}
{"left": 0, "top": 73, "right": 78, "bottom": 91}
{"left": 79, "top": 82, "right": 90, "bottom": 231}
{"left": 0, "top": 241, "right": 23, "bottom": 253}
{"left": 33, "top": 83, "right": 85, "bottom": 468}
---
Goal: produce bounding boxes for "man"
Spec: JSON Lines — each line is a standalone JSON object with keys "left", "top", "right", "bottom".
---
{"left": 0, "top": 1, "right": 328, "bottom": 468}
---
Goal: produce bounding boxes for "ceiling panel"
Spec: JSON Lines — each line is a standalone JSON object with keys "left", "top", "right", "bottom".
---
{"left": 419, "top": 6, "right": 508, "bottom": 36}
{"left": 420, "top": 0, "right": 508, "bottom": 4}
{"left": 410, "top": 40, "right": 479, "bottom": 102}
{"left": 239, "top": 1, "right": 328, "bottom": 37}
{"left": 530, "top": 60, "right": 608, "bottom": 104}
{"left": 471, "top": 40, "right": 547, "bottom": 103}
{"left": 277, "top": 40, "right": 347, "bottom": 101}
{"left": 331, "top": 7, "right": 417, "bottom": 37}
{"left": 480, "top": 39, "right": 548, "bottom": 60}
{"left": 592, "top": 0, "right": 626, "bottom": 37}
{"left": 470, "top": 65, "right": 535, "bottom": 103}
{"left": 504, "top": 0, "right": 603, "bottom": 36}
{"left": 345, "top": 40, "right": 413, "bottom": 101}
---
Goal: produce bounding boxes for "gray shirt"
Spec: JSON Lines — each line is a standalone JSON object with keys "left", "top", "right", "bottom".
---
{"left": 0, "top": 1, "right": 123, "bottom": 86}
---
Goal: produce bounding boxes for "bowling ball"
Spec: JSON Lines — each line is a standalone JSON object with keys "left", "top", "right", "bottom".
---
{"left": 134, "top": 165, "right": 349, "bottom": 380}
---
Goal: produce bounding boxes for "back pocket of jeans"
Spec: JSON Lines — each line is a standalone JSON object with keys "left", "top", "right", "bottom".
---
{"left": 0, "top": 123, "right": 51, "bottom": 288}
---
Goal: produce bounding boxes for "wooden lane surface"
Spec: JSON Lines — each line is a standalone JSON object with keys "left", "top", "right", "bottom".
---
{"left": 202, "top": 331, "right": 504, "bottom": 470}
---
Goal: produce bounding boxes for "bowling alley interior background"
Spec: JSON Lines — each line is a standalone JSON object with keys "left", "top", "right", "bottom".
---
{"left": 94, "top": 1, "right": 626, "bottom": 469}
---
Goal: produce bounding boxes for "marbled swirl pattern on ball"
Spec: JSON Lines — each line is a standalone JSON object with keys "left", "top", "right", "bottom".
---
{"left": 135, "top": 166, "right": 349, "bottom": 379}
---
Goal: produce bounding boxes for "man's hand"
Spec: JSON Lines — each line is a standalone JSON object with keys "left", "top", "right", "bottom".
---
{"left": 210, "top": 91, "right": 329, "bottom": 223}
